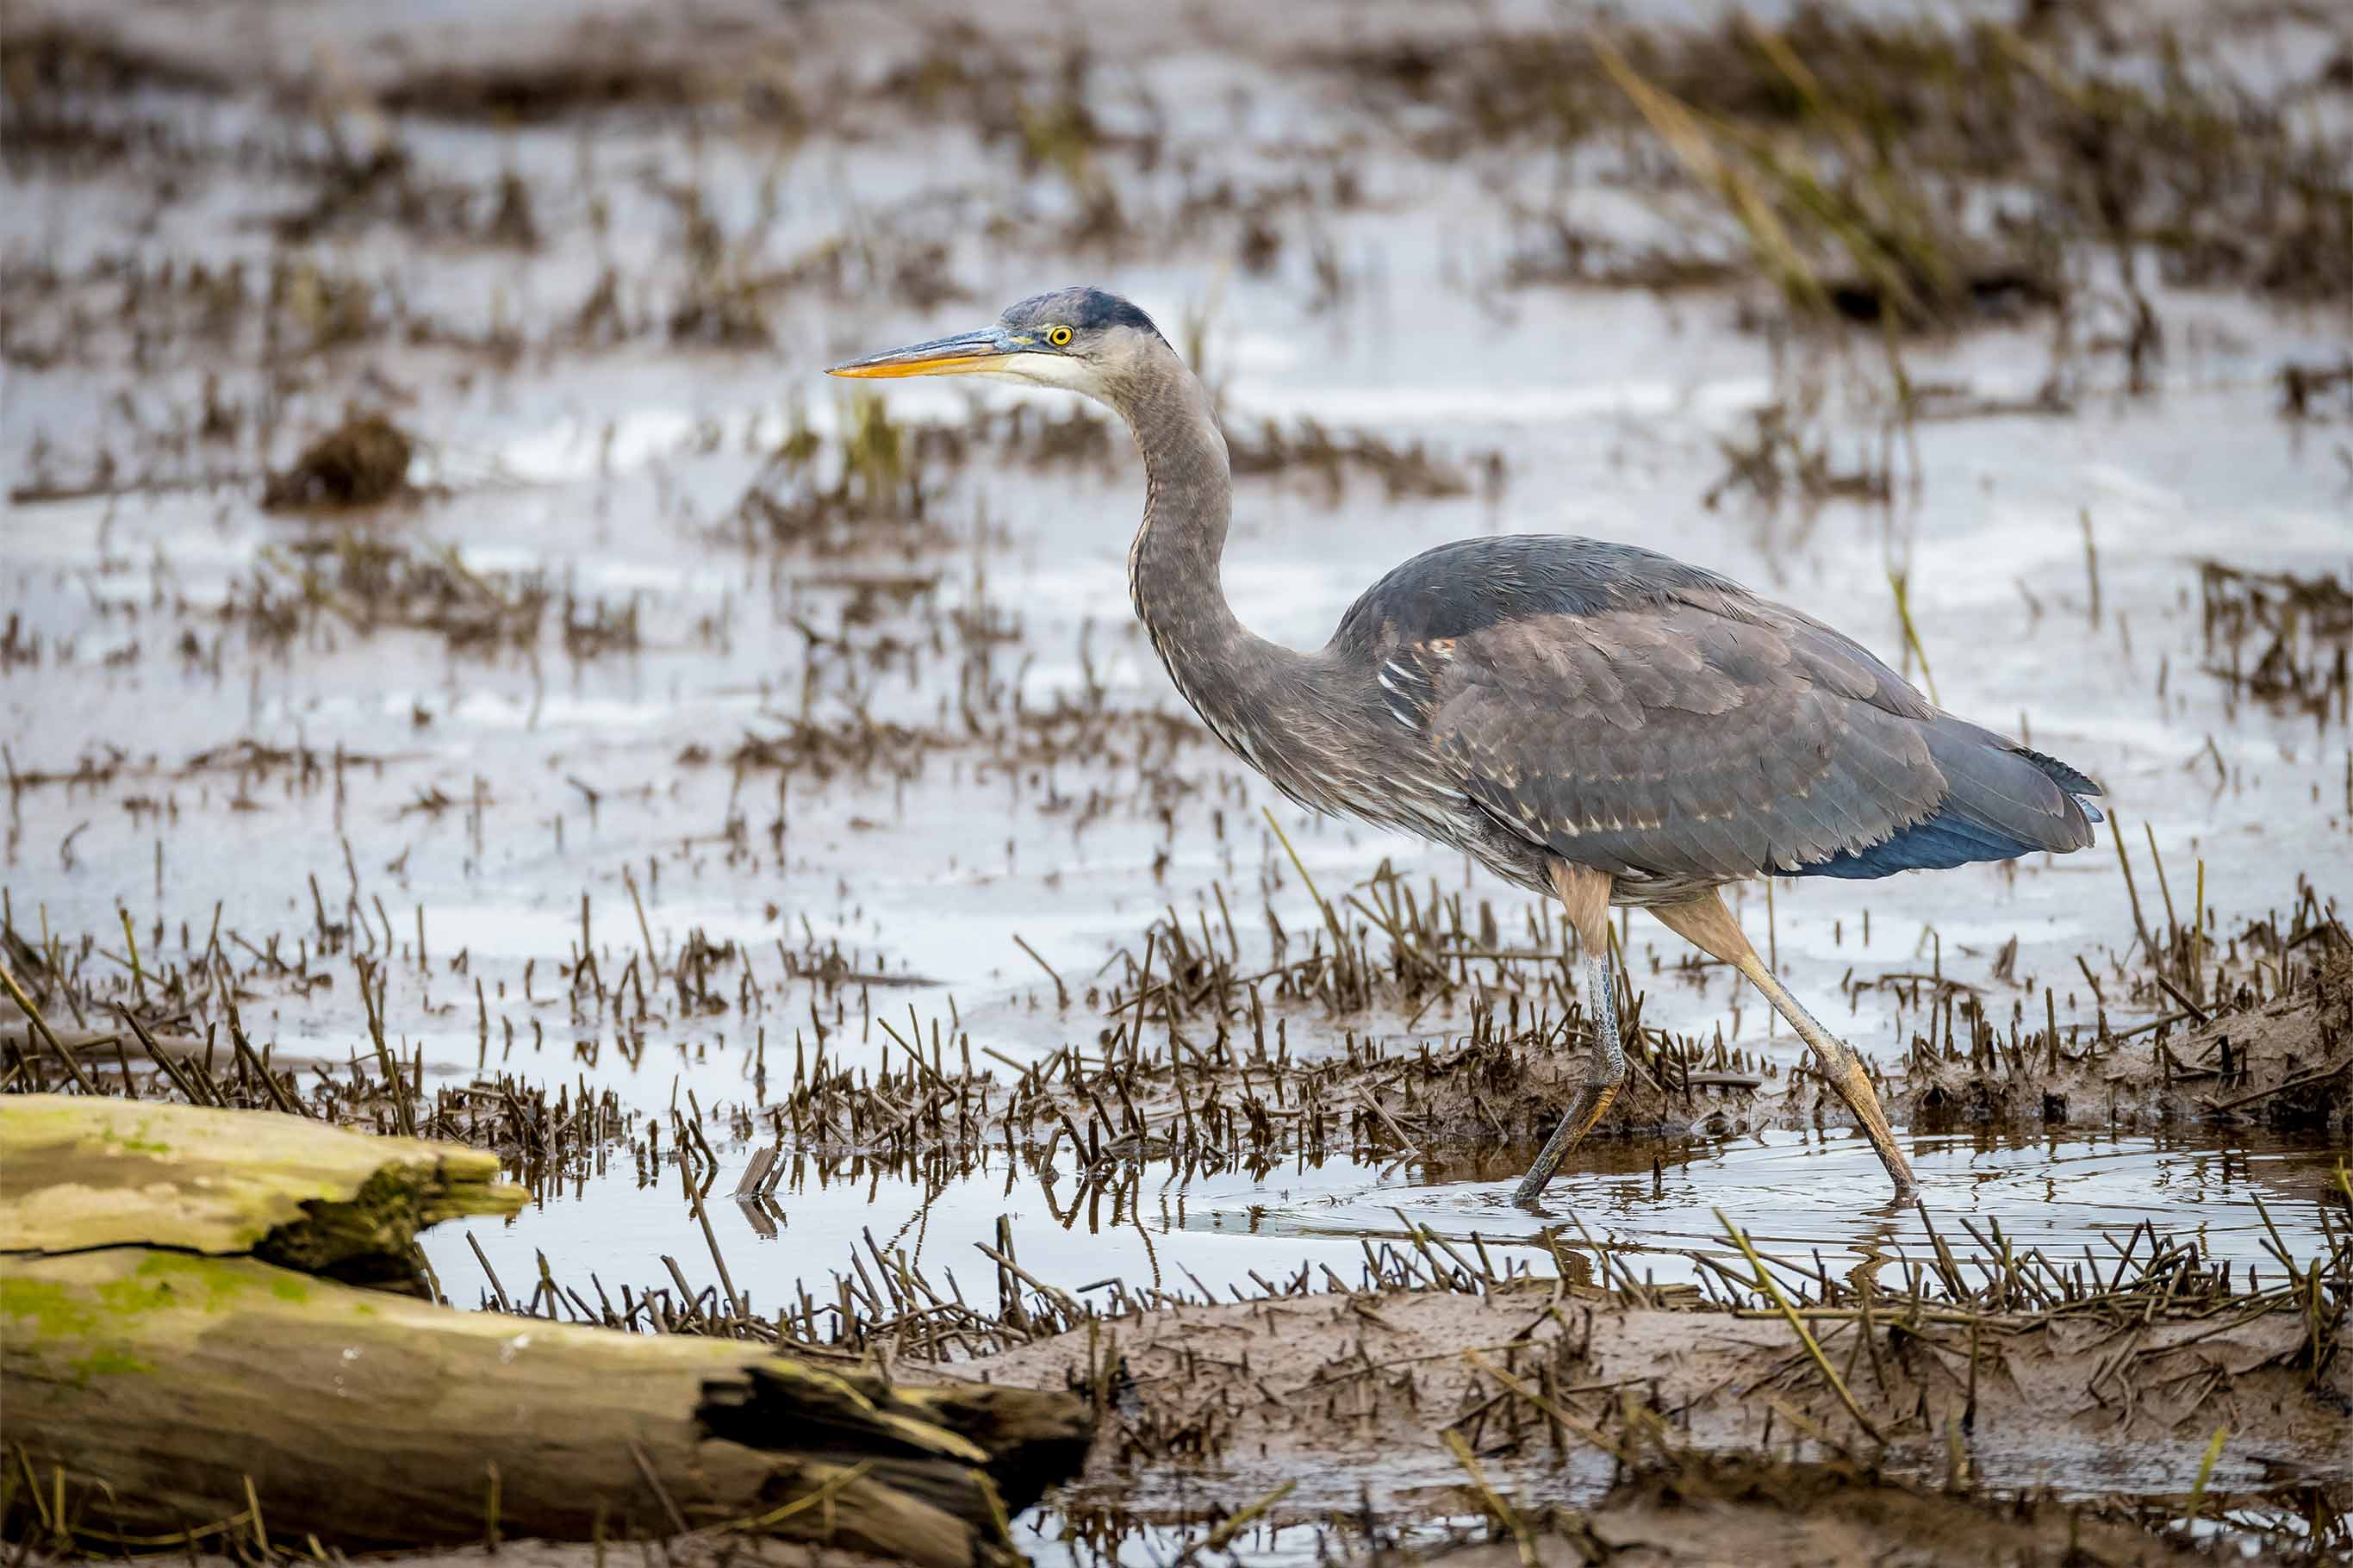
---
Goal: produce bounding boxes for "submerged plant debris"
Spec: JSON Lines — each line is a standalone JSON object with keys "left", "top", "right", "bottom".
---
{"left": 260, "top": 410, "right": 418, "bottom": 512}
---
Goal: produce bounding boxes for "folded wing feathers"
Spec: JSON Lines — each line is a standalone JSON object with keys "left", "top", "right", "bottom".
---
{"left": 1424, "top": 594, "right": 2101, "bottom": 883}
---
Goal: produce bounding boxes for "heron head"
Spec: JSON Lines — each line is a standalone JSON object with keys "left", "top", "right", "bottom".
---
{"left": 826, "top": 286, "right": 1168, "bottom": 401}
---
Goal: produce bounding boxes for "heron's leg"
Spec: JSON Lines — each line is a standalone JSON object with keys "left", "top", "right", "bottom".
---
{"left": 1513, "top": 863, "right": 1624, "bottom": 1204}
{"left": 1651, "top": 888, "right": 1919, "bottom": 1198}
{"left": 1511, "top": 951, "right": 1624, "bottom": 1202}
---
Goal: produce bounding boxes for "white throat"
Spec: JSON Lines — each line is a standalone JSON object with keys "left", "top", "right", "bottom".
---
{"left": 981, "top": 352, "right": 1099, "bottom": 394}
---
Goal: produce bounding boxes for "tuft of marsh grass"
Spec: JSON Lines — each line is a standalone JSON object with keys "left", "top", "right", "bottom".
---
{"left": 1326, "top": 6, "right": 2351, "bottom": 321}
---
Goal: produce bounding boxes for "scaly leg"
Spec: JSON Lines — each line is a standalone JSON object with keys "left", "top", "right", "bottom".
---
{"left": 1652, "top": 887, "right": 1919, "bottom": 1199}
{"left": 1512, "top": 950, "right": 1625, "bottom": 1202}
{"left": 1514, "top": 862, "right": 1624, "bottom": 1204}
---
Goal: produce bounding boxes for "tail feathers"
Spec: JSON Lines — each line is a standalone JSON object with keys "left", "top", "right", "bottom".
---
{"left": 2015, "top": 746, "right": 2106, "bottom": 821}
{"left": 1790, "top": 719, "right": 2101, "bottom": 880}
{"left": 1794, "top": 803, "right": 2060, "bottom": 879}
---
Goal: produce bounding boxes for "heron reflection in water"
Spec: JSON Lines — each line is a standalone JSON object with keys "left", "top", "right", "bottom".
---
{"left": 831, "top": 287, "right": 2102, "bottom": 1203}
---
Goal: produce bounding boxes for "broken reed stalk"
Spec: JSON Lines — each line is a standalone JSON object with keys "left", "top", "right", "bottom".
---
{"left": 1441, "top": 1429, "right": 1538, "bottom": 1568}
{"left": 1463, "top": 1350, "right": 1619, "bottom": 1456}
{"left": 975, "top": 1241, "right": 1085, "bottom": 1322}
{"left": 1759, "top": 1392, "right": 1846, "bottom": 1456}
{"left": 470, "top": 1231, "right": 517, "bottom": 1312}
{"left": 1716, "top": 1209, "right": 1883, "bottom": 1444}
{"left": 2112, "top": 818, "right": 2156, "bottom": 957}
{"left": 1262, "top": 806, "right": 1353, "bottom": 968}
{"left": 2144, "top": 822, "right": 2179, "bottom": 944}
{"left": 1184, "top": 1478, "right": 1295, "bottom": 1563}
{"left": 2079, "top": 508, "right": 2101, "bottom": 627}
{"left": 0, "top": 959, "right": 98, "bottom": 1094}
{"left": 114, "top": 1002, "right": 206, "bottom": 1104}
{"left": 688, "top": 1173, "right": 750, "bottom": 1325}
{"left": 727, "top": 1459, "right": 875, "bottom": 1533}
{"left": 1887, "top": 569, "right": 1941, "bottom": 706}
{"left": 2193, "top": 858, "right": 2207, "bottom": 1004}
{"left": 1011, "top": 933, "right": 1069, "bottom": 1009}
{"left": 622, "top": 867, "right": 660, "bottom": 980}
{"left": 626, "top": 1439, "right": 694, "bottom": 1536}
{"left": 119, "top": 906, "right": 146, "bottom": 1003}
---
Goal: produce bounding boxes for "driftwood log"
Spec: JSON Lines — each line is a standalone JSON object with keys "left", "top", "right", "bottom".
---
{"left": 0, "top": 1097, "right": 1088, "bottom": 1564}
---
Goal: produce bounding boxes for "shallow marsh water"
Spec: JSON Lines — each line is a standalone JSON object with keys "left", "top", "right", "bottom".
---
{"left": 440, "top": 1120, "right": 2344, "bottom": 1332}
{"left": 4, "top": 0, "right": 2350, "bottom": 1553}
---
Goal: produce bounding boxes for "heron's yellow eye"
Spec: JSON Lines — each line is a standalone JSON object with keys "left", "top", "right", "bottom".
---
{"left": 1048, "top": 325, "right": 1073, "bottom": 347}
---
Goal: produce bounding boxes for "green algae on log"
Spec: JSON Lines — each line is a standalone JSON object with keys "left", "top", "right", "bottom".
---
{"left": 0, "top": 1094, "right": 523, "bottom": 1289}
{"left": 2, "top": 1249, "right": 1087, "bottom": 1564}
{"left": 0, "top": 1098, "right": 1088, "bottom": 1563}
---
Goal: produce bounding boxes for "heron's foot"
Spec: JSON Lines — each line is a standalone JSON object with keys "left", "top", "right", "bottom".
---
{"left": 1649, "top": 887, "right": 1921, "bottom": 1202}
{"left": 1522, "top": 876, "right": 1626, "bottom": 1205}
{"left": 1827, "top": 1051, "right": 1919, "bottom": 1198}
{"left": 1511, "top": 1078, "right": 1619, "bottom": 1204}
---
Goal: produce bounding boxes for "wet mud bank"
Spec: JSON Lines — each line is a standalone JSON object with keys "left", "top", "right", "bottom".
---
{"left": 22, "top": 1453, "right": 2267, "bottom": 1568}
{"left": 1907, "top": 949, "right": 2353, "bottom": 1137}
{"left": 1350, "top": 1452, "right": 2227, "bottom": 1567}
{"left": 936, "top": 1241, "right": 2352, "bottom": 1561}
{"left": 960, "top": 1282, "right": 2352, "bottom": 1486}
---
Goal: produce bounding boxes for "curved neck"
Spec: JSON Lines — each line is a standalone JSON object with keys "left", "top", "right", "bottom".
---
{"left": 1105, "top": 350, "right": 1335, "bottom": 793}
{"left": 1116, "top": 358, "right": 1244, "bottom": 663}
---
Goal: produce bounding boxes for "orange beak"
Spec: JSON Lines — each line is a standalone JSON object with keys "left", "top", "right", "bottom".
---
{"left": 827, "top": 326, "right": 1021, "bottom": 379}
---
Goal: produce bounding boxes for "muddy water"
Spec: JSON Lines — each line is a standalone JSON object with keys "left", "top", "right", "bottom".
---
{"left": 5, "top": 0, "right": 2350, "bottom": 1534}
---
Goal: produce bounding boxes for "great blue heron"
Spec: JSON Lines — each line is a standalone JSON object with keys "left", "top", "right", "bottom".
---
{"left": 831, "top": 286, "right": 2103, "bottom": 1202}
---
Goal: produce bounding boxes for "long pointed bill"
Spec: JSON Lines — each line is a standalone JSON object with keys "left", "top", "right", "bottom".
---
{"left": 827, "top": 327, "right": 1022, "bottom": 380}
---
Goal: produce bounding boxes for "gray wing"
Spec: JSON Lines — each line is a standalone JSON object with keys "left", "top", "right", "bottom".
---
{"left": 1392, "top": 597, "right": 1953, "bottom": 883}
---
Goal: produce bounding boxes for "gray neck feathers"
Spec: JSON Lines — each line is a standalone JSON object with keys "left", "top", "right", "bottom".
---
{"left": 1115, "top": 352, "right": 1241, "bottom": 658}
{"left": 1105, "top": 345, "right": 1360, "bottom": 811}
